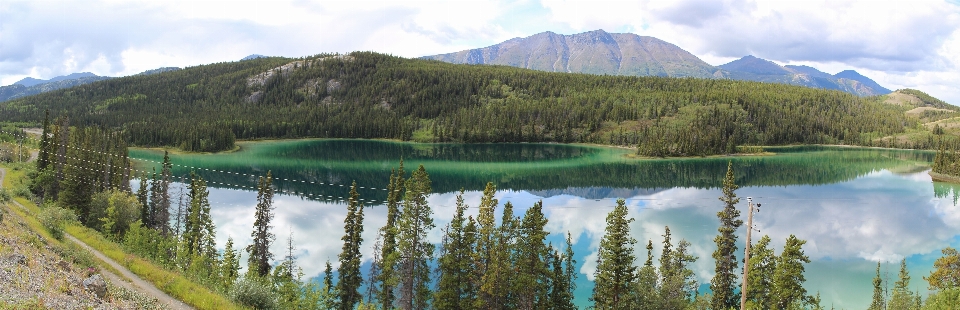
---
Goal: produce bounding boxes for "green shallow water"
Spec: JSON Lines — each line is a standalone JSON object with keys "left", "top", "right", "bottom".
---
{"left": 129, "top": 140, "right": 958, "bottom": 309}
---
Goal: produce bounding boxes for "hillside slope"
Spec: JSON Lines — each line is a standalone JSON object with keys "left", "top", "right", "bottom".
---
{"left": 0, "top": 52, "right": 918, "bottom": 156}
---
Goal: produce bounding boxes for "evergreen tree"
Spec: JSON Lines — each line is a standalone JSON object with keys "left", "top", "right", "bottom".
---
{"left": 274, "top": 230, "right": 305, "bottom": 309}
{"left": 745, "top": 235, "right": 776, "bottom": 309}
{"left": 323, "top": 261, "right": 336, "bottom": 310}
{"left": 395, "top": 165, "right": 434, "bottom": 310}
{"left": 868, "top": 262, "right": 885, "bottom": 310}
{"left": 636, "top": 240, "right": 659, "bottom": 310}
{"left": 485, "top": 201, "right": 519, "bottom": 309}
{"left": 136, "top": 173, "right": 150, "bottom": 226}
{"left": 924, "top": 247, "right": 960, "bottom": 290}
{"left": 435, "top": 189, "right": 477, "bottom": 309}
{"left": 148, "top": 169, "right": 161, "bottom": 229}
{"left": 515, "top": 200, "right": 550, "bottom": 309}
{"left": 337, "top": 182, "right": 365, "bottom": 310}
{"left": 156, "top": 151, "right": 172, "bottom": 235}
{"left": 563, "top": 231, "right": 577, "bottom": 300}
{"left": 37, "top": 109, "right": 50, "bottom": 171}
{"left": 592, "top": 199, "right": 638, "bottom": 309}
{"left": 889, "top": 259, "right": 917, "bottom": 310}
{"left": 220, "top": 237, "right": 241, "bottom": 289}
{"left": 378, "top": 163, "right": 405, "bottom": 309}
{"left": 773, "top": 235, "right": 811, "bottom": 309}
{"left": 473, "top": 182, "right": 499, "bottom": 309}
{"left": 659, "top": 226, "right": 699, "bottom": 309}
{"left": 711, "top": 161, "right": 743, "bottom": 310}
{"left": 181, "top": 172, "right": 215, "bottom": 260}
{"left": 247, "top": 171, "right": 275, "bottom": 277}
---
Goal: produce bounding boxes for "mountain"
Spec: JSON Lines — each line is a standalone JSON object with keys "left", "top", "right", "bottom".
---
{"left": 0, "top": 52, "right": 918, "bottom": 155}
{"left": 425, "top": 30, "right": 892, "bottom": 97}
{"left": 424, "top": 29, "right": 722, "bottom": 78}
{"left": 1, "top": 67, "right": 189, "bottom": 102}
{"left": 718, "top": 56, "right": 891, "bottom": 96}
{"left": 241, "top": 54, "right": 268, "bottom": 61}
{"left": 1, "top": 75, "right": 113, "bottom": 102}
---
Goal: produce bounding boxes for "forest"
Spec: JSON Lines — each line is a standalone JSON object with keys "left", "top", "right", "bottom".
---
{"left": 0, "top": 52, "right": 936, "bottom": 156}
{"left": 7, "top": 121, "right": 958, "bottom": 309}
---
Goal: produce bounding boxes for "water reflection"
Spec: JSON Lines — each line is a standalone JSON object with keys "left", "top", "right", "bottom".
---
{"left": 130, "top": 141, "right": 956, "bottom": 309}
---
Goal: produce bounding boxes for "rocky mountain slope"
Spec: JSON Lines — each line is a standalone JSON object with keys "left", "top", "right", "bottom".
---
{"left": 424, "top": 29, "right": 722, "bottom": 78}
{"left": 425, "top": 30, "right": 892, "bottom": 97}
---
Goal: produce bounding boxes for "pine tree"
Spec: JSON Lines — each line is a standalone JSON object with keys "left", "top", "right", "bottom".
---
{"left": 247, "top": 171, "right": 275, "bottom": 277}
{"left": 323, "top": 261, "right": 336, "bottom": 310}
{"left": 773, "top": 235, "right": 811, "bottom": 309}
{"left": 337, "top": 182, "right": 365, "bottom": 310}
{"left": 435, "top": 189, "right": 476, "bottom": 309}
{"left": 745, "top": 235, "right": 776, "bottom": 309}
{"left": 395, "top": 165, "right": 434, "bottom": 310}
{"left": 483, "top": 201, "right": 518, "bottom": 309}
{"left": 888, "top": 259, "right": 916, "bottom": 310}
{"left": 924, "top": 247, "right": 960, "bottom": 290}
{"left": 659, "top": 226, "right": 699, "bottom": 310}
{"left": 515, "top": 200, "right": 550, "bottom": 309}
{"left": 592, "top": 199, "right": 638, "bottom": 309}
{"left": 563, "top": 231, "right": 577, "bottom": 300}
{"left": 378, "top": 163, "right": 405, "bottom": 309}
{"left": 868, "top": 262, "right": 885, "bottom": 310}
{"left": 711, "top": 161, "right": 743, "bottom": 310}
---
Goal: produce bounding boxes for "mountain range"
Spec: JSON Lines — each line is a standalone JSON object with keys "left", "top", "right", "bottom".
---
{"left": 423, "top": 29, "right": 891, "bottom": 97}
{"left": 0, "top": 67, "right": 182, "bottom": 102}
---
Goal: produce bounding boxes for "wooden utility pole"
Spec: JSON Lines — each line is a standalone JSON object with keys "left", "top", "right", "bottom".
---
{"left": 740, "top": 197, "right": 758, "bottom": 310}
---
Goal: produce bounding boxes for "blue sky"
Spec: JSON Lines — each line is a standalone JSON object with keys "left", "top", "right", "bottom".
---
{"left": 2, "top": 0, "right": 959, "bottom": 103}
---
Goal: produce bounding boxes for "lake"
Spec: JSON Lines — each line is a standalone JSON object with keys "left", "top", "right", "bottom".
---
{"left": 128, "top": 139, "right": 960, "bottom": 309}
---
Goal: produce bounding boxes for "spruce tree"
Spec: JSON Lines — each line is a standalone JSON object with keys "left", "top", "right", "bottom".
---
{"left": 435, "top": 189, "right": 476, "bottom": 309}
{"left": 323, "top": 261, "right": 336, "bottom": 310}
{"left": 247, "top": 171, "right": 275, "bottom": 277}
{"left": 592, "top": 199, "right": 638, "bottom": 309}
{"left": 563, "top": 231, "right": 577, "bottom": 299}
{"left": 378, "top": 163, "right": 404, "bottom": 308}
{"left": 395, "top": 165, "right": 434, "bottom": 310}
{"left": 148, "top": 169, "right": 161, "bottom": 229}
{"left": 473, "top": 182, "right": 499, "bottom": 309}
{"left": 711, "top": 161, "right": 743, "bottom": 310}
{"left": 773, "top": 235, "right": 811, "bottom": 309}
{"left": 156, "top": 151, "right": 172, "bottom": 235}
{"left": 182, "top": 172, "right": 215, "bottom": 260}
{"left": 868, "top": 262, "right": 885, "bottom": 310}
{"left": 515, "top": 200, "right": 550, "bottom": 309}
{"left": 220, "top": 237, "right": 241, "bottom": 289}
{"left": 483, "top": 201, "right": 518, "bottom": 309}
{"left": 888, "top": 259, "right": 916, "bottom": 310}
{"left": 659, "top": 226, "right": 699, "bottom": 309}
{"left": 136, "top": 173, "right": 149, "bottom": 225}
{"left": 745, "top": 235, "right": 776, "bottom": 309}
{"left": 337, "top": 182, "right": 365, "bottom": 310}
{"left": 636, "top": 240, "right": 659, "bottom": 310}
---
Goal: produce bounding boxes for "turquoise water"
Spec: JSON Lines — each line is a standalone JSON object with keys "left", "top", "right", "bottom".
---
{"left": 129, "top": 140, "right": 958, "bottom": 308}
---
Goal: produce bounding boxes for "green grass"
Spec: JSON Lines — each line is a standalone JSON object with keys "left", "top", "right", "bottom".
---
{"left": 1, "top": 162, "right": 245, "bottom": 310}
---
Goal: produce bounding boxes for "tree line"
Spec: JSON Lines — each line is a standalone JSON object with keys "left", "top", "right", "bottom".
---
{"left": 22, "top": 119, "right": 960, "bottom": 309}
{"left": 0, "top": 52, "right": 919, "bottom": 155}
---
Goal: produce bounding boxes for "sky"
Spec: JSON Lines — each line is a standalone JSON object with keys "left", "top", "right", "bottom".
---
{"left": 2, "top": 0, "right": 960, "bottom": 103}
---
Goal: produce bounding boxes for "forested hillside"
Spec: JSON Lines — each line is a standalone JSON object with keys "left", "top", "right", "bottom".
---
{"left": 0, "top": 52, "right": 928, "bottom": 155}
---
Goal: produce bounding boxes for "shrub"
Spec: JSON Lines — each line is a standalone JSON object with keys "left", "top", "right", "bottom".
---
{"left": 38, "top": 206, "right": 77, "bottom": 240}
{"left": 0, "top": 188, "right": 11, "bottom": 203}
{"left": 229, "top": 277, "right": 279, "bottom": 310}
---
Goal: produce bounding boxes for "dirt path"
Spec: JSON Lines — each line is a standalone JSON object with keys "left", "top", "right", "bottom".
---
{"left": 0, "top": 168, "right": 192, "bottom": 310}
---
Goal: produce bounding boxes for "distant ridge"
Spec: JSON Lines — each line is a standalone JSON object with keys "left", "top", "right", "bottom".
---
{"left": 424, "top": 29, "right": 722, "bottom": 79}
{"left": 241, "top": 54, "right": 268, "bottom": 61}
{"left": 425, "top": 30, "right": 892, "bottom": 97}
{"left": 1, "top": 67, "right": 184, "bottom": 102}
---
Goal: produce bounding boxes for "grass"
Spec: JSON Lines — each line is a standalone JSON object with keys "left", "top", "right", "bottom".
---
{"left": 1, "top": 162, "right": 244, "bottom": 310}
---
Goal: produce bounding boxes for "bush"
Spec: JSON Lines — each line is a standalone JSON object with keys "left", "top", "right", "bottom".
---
{"left": 229, "top": 277, "right": 279, "bottom": 310}
{"left": 0, "top": 188, "right": 10, "bottom": 202}
{"left": 38, "top": 205, "right": 77, "bottom": 240}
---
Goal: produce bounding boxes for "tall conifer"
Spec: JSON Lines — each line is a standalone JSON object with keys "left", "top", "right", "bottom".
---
{"left": 592, "top": 199, "right": 638, "bottom": 309}
{"left": 396, "top": 165, "right": 434, "bottom": 310}
{"left": 247, "top": 171, "right": 275, "bottom": 277}
{"left": 337, "top": 182, "right": 365, "bottom": 310}
{"left": 711, "top": 161, "right": 743, "bottom": 310}
{"left": 378, "top": 163, "right": 404, "bottom": 308}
